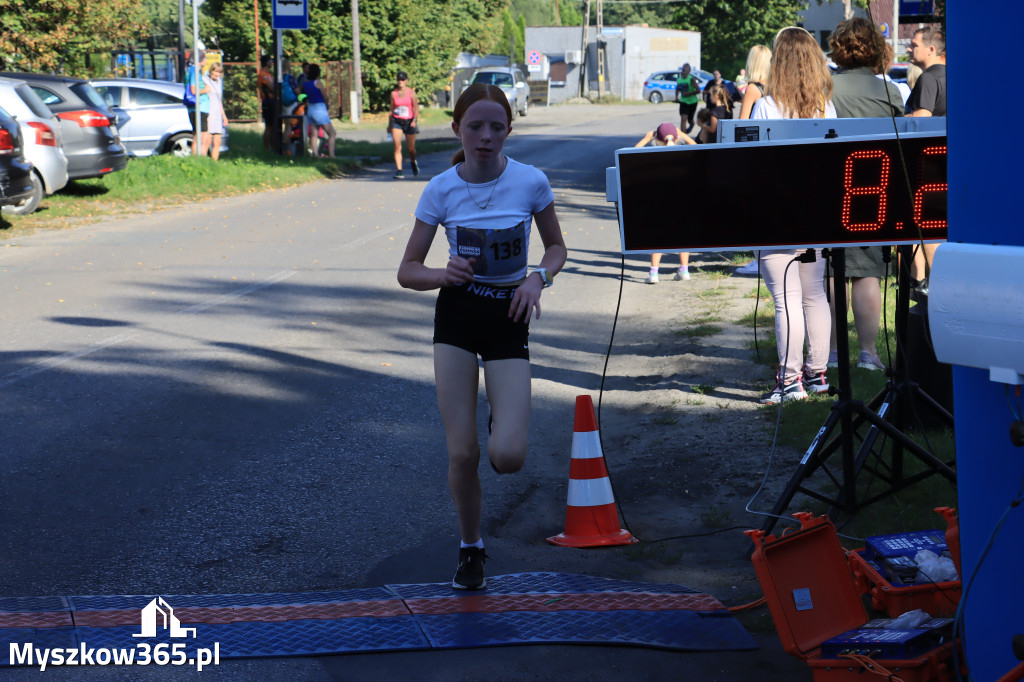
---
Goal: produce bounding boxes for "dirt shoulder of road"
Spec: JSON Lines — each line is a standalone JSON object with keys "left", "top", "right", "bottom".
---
{"left": 487, "top": 252, "right": 817, "bottom": 640}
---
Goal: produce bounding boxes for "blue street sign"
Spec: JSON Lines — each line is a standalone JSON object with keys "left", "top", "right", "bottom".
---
{"left": 899, "top": 0, "right": 935, "bottom": 16}
{"left": 273, "top": 0, "right": 308, "bottom": 30}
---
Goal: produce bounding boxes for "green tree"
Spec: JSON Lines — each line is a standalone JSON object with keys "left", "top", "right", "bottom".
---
{"left": 516, "top": 14, "right": 527, "bottom": 61}
{"left": 511, "top": 0, "right": 554, "bottom": 25}
{"left": 559, "top": 0, "right": 582, "bottom": 26}
{"left": 673, "top": 0, "right": 804, "bottom": 79}
{"left": 498, "top": 9, "right": 517, "bottom": 61}
{"left": 0, "top": 0, "right": 148, "bottom": 75}
{"left": 351, "top": 0, "right": 505, "bottom": 110}
{"left": 140, "top": 0, "right": 181, "bottom": 47}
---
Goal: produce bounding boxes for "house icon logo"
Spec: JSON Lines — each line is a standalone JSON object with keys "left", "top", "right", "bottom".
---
{"left": 132, "top": 597, "right": 197, "bottom": 638}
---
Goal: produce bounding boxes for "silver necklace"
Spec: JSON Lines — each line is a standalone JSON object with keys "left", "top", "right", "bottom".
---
{"left": 462, "top": 156, "right": 506, "bottom": 210}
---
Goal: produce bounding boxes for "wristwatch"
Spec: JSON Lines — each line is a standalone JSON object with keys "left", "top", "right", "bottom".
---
{"left": 531, "top": 268, "right": 554, "bottom": 288}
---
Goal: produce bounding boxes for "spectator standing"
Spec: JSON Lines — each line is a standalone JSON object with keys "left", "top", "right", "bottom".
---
{"left": 735, "top": 68, "right": 748, "bottom": 94}
{"left": 905, "top": 27, "right": 946, "bottom": 117}
{"left": 302, "top": 64, "right": 336, "bottom": 158}
{"left": 739, "top": 45, "right": 771, "bottom": 119}
{"left": 702, "top": 69, "right": 725, "bottom": 105}
{"left": 183, "top": 50, "right": 210, "bottom": 156}
{"left": 389, "top": 71, "right": 419, "bottom": 178}
{"left": 205, "top": 62, "right": 228, "bottom": 161}
{"left": 281, "top": 59, "right": 301, "bottom": 116}
{"left": 751, "top": 26, "right": 836, "bottom": 404}
{"left": 396, "top": 83, "right": 567, "bottom": 591}
{"left": 257, "top": 55, "right": 276, "bottom": 152}
{"left": 905, "top": 27, "right": 946, "bottom": 289}
{"left": 633, "top": 122, "right": 696, "bottom": 284}
{"left": 696, "top": 83, "right": 732, "bottom": 144}
{"left": 826, "top": 17, "right": 905, "bottom": 372}
{"left": 675, "top": 63, "right": 700, "bottom": 134}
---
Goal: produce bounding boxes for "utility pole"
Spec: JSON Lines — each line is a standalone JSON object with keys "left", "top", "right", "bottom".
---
{"left": 351, "top": 0, "right": 362, "bottom": 122}
{"left": 177, "top": 0, "right": 186, "bottom": 80}
{"left": 578, "top": 0, "right": 590, "bottom": 98}
{"left": 596, "top": 0, "right": 604, "bottom": 98}
{"left": 254, "top": 0, "right": 260, "bottom": 63}
{"left": 892, "top": 0, "right": 899, "bottom": 62}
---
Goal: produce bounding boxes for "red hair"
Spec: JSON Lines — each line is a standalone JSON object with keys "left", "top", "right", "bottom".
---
{"left": 451, "top": 83, "right": 513, "bottom": 165}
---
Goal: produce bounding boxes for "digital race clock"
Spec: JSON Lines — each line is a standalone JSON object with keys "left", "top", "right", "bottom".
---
{"left": 612, "top": 131, "right": 947, "bottom": 253}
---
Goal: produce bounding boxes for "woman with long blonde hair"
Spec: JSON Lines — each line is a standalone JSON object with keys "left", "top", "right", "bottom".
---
{"left": 739, "top": 44, "right": 771, "bottom": 119}
{"left": 751, "top": 27, "right": 836, "bottom": 404}
{"left": 754, "top": 27, "right": 835, "bottom": 119}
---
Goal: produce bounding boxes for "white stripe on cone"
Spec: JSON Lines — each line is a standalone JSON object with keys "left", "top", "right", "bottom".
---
{"left": 571, "top": 429, "right": 602, "bottom": 459}
{"left": 566, "top": 477, "right": 615, "bottom": 507}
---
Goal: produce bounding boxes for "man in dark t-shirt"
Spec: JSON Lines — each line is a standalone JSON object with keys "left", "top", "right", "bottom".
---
{"left": 904, "top": 26, "right": 946, "bottom": 285}
{"left": 906, "top": 27, "right": 946, "bottom": 117}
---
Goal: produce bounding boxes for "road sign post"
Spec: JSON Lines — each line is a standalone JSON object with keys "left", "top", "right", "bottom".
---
{"left": 272, "top": 0, "right": 308, "bottom": 30}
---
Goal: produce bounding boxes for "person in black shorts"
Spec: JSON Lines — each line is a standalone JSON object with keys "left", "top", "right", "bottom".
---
{"left": 397, "top": 84, "right": 567, "bottom": 591}
{"left": 676, "top": 63, "right": 701, "bottom": 133}
{"left": 389, "top": 71, "right": 420, "bottom": 178}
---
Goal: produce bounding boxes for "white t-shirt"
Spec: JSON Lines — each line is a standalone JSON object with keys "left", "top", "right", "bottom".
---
{"left": 750, "top": 94, "right": 837, "bottom": 119}
{"left": 415, "top": 157, "right": 555, "bottom": 285}
{"left": 877, "top": 73, "right": 912, "bottom": 105}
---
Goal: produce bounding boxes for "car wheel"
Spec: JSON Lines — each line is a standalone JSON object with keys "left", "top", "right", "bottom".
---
{"left": 519, "top": 97, "right": 528, "bottom": 117}
{"left": 649, "top": 91, "right": 663, "bottom": 104}
{"left": 166, "top": 132, "right": 193, "bottom": 157}
{"left": 2, "top": 171, "right": 43, "bottom": 216}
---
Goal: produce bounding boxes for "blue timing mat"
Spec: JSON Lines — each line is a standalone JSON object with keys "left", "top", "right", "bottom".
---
{"left": 1, "top": 573, "right": 756, "bottom": 666}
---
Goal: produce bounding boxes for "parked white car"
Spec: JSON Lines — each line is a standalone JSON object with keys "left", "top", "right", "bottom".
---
{"left": 469, "top": 67, "right": 530, "bottom": 118}
{"left": 91, "top": 78, "right": 228, "bottom": 157}
{"left": 0, "top": 76, "right": 68, "bottom": 215}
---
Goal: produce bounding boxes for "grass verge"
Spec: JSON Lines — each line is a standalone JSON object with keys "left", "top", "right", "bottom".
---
{"left": 748, "top": 274, "right": 958, "bottom": 539}
{"left": 0, "top": 125, "right": 459, "bottom": 238}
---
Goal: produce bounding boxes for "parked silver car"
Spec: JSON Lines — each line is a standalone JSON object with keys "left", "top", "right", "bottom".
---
{"left": 0, "top": 72, "right": 127, "bottom": 182}
{"left": 0, "top": 76, "right": 68, "bottom": 215}
{"left": 91, "top": 78, "right": 228, "bottom": 157}
{"left": 469, "top": 67, "right": 530, "bottom": 118}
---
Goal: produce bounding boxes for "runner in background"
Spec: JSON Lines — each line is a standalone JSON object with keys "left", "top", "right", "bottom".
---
{"left": 389, "top": 71, "right": 420, "bottom": 178}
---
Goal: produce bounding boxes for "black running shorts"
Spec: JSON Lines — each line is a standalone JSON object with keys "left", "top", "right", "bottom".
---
{"left": 389, "top": 116, "right": 419, "bottom": 136}
{"left": 434, "top": 283, "right": 529, "bottom": 361}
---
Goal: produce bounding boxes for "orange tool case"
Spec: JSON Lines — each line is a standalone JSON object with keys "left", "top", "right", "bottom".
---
{"left": 746, "top": 513, "right": 962, "bottom": 681}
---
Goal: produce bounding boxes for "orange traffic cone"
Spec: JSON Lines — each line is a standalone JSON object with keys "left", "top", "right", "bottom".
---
{"left": 547, "top": 395, "right": 637, "bottom": 548}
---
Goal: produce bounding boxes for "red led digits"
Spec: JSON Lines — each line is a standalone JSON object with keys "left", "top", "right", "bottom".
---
{"left": 841, "top": 150, "right": 891, "bottom": 231}
{"left": 913, "top": 146, "right": 948, "bottom": 230}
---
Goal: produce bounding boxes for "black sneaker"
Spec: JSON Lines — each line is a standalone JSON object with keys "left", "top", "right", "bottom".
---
{"left": 803, "top": 368, "right": 830, "bottom": 394}
{"left": 452, "top": 547, "right": 487, "bottom": 590}
{"left": 411, "top": 159, "right": 419, "bottom": 176}
{"left": 393, "top": 169, "right": 404, "bottom": 179}
{"left": 759, "top": 378, "right": 807, "bottom": 405}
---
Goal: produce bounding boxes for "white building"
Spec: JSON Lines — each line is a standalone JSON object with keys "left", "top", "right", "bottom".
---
{"left": 524, "top": 26, "right": 701, "bottom": 104}
{"left": 799, "top": 0, "right": 870, "bottom": 51}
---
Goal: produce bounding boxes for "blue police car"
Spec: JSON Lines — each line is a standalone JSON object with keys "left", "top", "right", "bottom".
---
{"left": 643, "top": 69, "right": 717, "bottom": 104}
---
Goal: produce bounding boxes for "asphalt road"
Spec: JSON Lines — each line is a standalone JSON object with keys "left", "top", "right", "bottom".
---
{"left": 0, "top": 103, "right": 811, "bottom": 680}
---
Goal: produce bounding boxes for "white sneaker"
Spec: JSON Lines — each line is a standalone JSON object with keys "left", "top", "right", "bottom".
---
{"left": 735, "top": 261, "right": 760, "bottom": 275}
{"left": 857, "top": 351, "right": 885, "bottom": 371}
{"left": 645, "top": 272, "right": 659, "bottom": 284}
{"left": 673, "top": 270, "right": 691, "bottom": 281}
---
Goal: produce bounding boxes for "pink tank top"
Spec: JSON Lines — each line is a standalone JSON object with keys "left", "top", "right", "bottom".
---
{"left": 392, "top": 88, "right": 415, "bottom": 119}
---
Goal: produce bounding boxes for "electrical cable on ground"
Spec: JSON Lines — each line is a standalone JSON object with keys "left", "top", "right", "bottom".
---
{"left": 953, "top": 470, "right": 1024, "bottom": 682}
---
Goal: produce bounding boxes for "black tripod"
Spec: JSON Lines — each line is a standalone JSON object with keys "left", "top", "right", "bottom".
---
{"left": 759, "top": 245, "right": 956, "bottom": 536}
